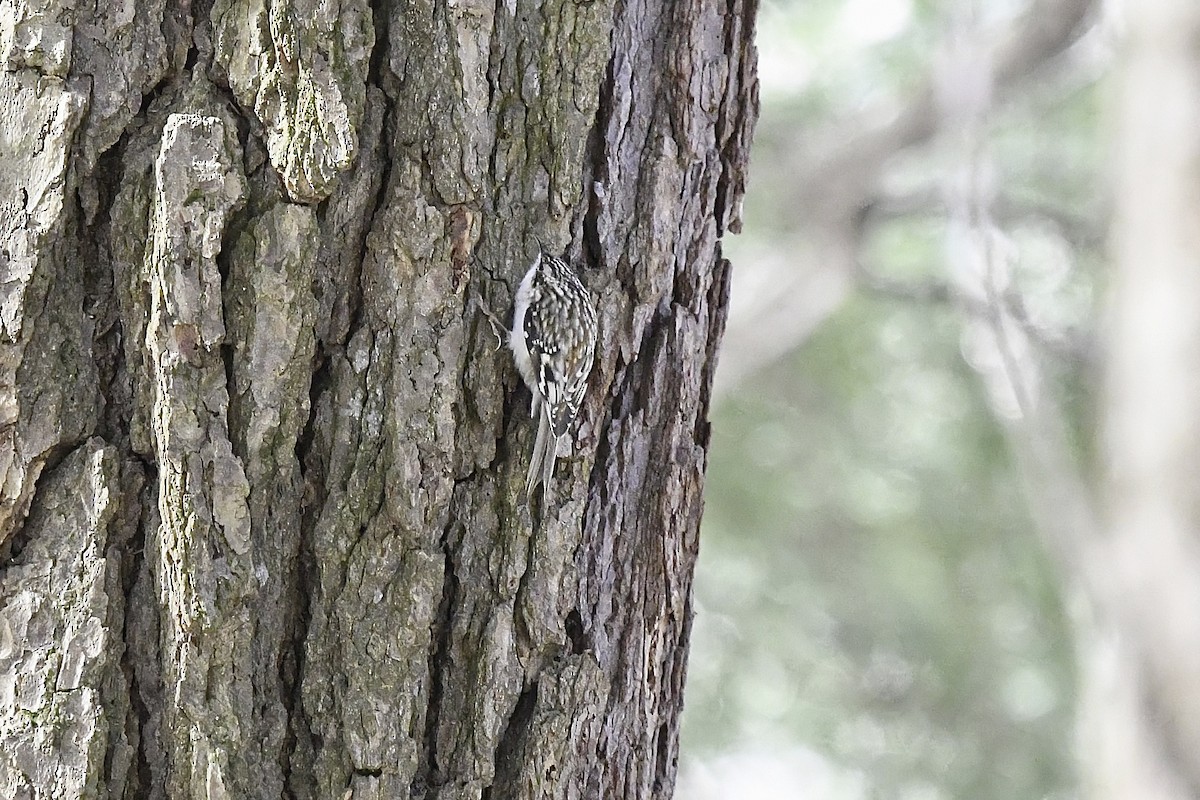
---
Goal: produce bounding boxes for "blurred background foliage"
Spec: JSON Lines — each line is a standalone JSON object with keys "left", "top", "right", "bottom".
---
{"left": 678, "top": 0, "right": 1106, "bottom": 797}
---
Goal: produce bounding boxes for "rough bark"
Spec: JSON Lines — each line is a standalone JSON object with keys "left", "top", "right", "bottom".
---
{"left": 0, "top": 0, "right": 758, "bottom": 798}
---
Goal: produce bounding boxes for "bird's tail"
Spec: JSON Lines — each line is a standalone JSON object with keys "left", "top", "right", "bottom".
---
{"left": 525, "top": 408, "right": 560, "bottom": 501}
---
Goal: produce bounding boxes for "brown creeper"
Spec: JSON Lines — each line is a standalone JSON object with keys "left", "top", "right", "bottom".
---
{"left": 508, "top": 245, "right": 598, "bottom": 497}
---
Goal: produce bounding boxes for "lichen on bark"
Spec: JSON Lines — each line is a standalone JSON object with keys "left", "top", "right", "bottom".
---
{"left": 0, "top": 441, "right": 126, "bottom": 799}
{"left": 143, "top": 111, "right": 256, "bottom": 798}
{"left": 0, "top": 69, "right": 92, "bottom": 551}
{"left": 211, "top": 0, "right": 374, "bottom": 203}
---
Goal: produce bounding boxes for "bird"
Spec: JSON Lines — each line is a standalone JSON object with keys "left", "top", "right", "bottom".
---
{"left": 485, "top": 242, "right": 598, "bottom": 499}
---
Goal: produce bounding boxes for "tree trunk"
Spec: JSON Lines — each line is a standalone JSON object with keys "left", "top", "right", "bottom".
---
{"left": 1091, "top": 0, "right": 1200, "bottom": 796}
{"left": 0, "top": 0, "right": 758, "bottom": 797}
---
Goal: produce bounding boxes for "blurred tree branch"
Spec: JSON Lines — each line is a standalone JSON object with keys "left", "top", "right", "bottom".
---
{"left": 783, "top": 0, "right": 1096, "bottom": 227}
{"left": 718, "top": 0, "right": 1098, "bottom": 392}
{"left": 851, "top": 255, "right": 1096, "bottom": 365}
{"left": 865, "top": 187, "right": 1106, "bottom": 251}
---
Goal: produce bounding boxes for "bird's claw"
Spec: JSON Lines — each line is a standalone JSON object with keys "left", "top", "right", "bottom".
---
{"left": 478, "top": 301, "right": 508, "bottom": 353}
